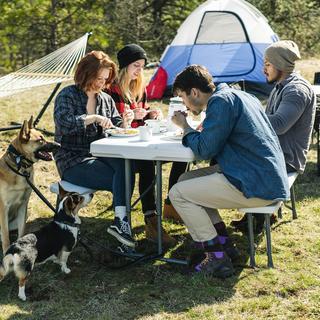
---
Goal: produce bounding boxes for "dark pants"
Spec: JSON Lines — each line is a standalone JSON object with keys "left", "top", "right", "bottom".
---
{"left": 134, "top": 160, "right": 188, "bottom": 213}
{"left": 286, "top": 163, "right": 297, "bottom": 173}
{"left": 63, "top": 157, "right": 132, "bottom": 207}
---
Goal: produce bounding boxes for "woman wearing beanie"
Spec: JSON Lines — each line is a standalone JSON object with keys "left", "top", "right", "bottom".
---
{"left": 54, "top": 51, "right": 135, "bottom": 249}
{"left": 106, "top": 44, "right": 186, "bottom": 245}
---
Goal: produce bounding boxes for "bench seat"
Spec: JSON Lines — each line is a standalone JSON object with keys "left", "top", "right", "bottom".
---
{"left": 239, "top": 172, "right": 299, "bottom": 268}
{"left": 50, "top": 181, "right": 96, "bottom": 195}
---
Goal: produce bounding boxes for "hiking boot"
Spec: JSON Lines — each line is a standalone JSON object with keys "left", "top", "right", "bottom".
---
{"left": 107, "top": 216, "right": 135, "bottom": 248}
{"left": 254, "top": 214, "right": 266, "bottom": 235}
{"left": 163, "top": 203, "right": 183, "bottom": 223}
{"left": 230, "top": 215, "right": 250, "bottom": 232}
{"left": 145, "top": 215, "right": 176, "bottom": 246}
{"left": 194, "top": 252, "right": 234, "bottom": 278}
{"left": 222, "top": 239, "right": 241, "bottom": 262}
{"left": 231, "top": 214, "right": 277, "bottom": 235}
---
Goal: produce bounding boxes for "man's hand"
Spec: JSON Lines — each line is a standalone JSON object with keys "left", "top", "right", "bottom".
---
{"left": 171, "top": 111, "right": 189, "bottom": 129}
{"left": 196, "top": 121, "right": 203, "bottom": 132}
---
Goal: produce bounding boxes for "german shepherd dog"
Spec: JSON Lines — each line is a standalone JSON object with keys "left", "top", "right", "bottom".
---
{"left": 0, "top": 117, "right": 60, "bottom": 254}
{"left": 0, "top": 184, "right": 92, "bottom": 301}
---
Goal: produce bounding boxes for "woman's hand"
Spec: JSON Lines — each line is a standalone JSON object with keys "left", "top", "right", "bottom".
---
{"left": 133, "top": 107, "right": 147, "bottom": 120}
{"left": 148, "top": 109, "right": 163, "bottom": 120}
{"left": 95, "top": 115, "right": 114, "bottom": 129}
{"left": 122, "top": 106, "right": 134, "bottom": 128}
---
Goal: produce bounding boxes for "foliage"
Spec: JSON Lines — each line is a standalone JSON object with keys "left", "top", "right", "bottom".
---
{"left": 248, "top": 0, "right": 320, "bottom": 55}
{"left": 0, "top": 0, "right": 319, "bottom": 74}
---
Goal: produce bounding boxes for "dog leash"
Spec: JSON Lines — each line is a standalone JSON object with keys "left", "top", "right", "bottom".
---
{"left": 79, "top": 232, "right": 163, "bottom": 270}
{"left": 7, "top": 144, "right": 34, "bottom": 169}
{"left": 5, "top": 160, "right": 164, "bottom": 269}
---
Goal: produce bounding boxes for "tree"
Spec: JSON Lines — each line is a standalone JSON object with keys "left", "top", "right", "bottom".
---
{"left": 0, "top": 0, "right": 319, "bottom": 74}
{"left": 248, "top": 0, "right": 320, "bottom": 55}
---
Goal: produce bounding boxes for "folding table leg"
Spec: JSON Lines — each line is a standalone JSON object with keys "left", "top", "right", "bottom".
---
{"left": 155, "top": 161, "right": 163, "bottom": 255}
{"left": 265, "top": 214, "right": 274, "bottom": 268}
{"left": 125, "top": 159, "right": 132, "bottom": 226}
{"left": 154, "top": 161, "right": 188, "bottom": 265}
{"left": 290, "top": 186, "right": 297, "bottom": 220}
{"left": 247, "top": 213, "right": 256, "bottom": 268}
{"left": 317, "top": 129, "right": 320, "bottom": 176}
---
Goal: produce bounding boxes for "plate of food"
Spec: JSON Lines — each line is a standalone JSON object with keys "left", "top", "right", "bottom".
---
{"left": 162, "top": 131, "right": 184, "bottom": 141}
{"left": 107, "top": 128, "right": 139, "bottom": 137}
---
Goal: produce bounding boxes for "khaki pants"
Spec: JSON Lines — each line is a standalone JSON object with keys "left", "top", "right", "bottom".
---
{"left": 169, "top": 166, "right": 273, "bottom": 242}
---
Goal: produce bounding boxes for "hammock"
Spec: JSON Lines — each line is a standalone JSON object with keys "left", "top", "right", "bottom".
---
{"left": 0, "top": 33, "right": 90, "bottom": 98}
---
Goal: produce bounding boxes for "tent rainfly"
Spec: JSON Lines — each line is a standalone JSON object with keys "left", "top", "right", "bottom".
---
{"left": 147, "top": 0, "right": 279, "bottom": 99}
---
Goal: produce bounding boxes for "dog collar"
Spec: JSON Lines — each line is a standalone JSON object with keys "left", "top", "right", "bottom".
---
{"left": 7, "top": 144, "right": 34, "bottom": 170}
{"left": 54, "top": 220, "right": 81, "bottom": 238}
{"left": 54, "top": 218, "right": 80, "bottom": 228}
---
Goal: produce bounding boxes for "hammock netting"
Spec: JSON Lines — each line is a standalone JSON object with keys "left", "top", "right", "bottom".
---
{"left": 0, "top": 33, "right": 89, "bottom": 98}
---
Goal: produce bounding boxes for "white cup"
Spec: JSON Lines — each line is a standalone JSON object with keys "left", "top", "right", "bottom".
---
{"left": 145, "top": 119, "right": 161, "bottom": 134}
{"left": 139, "top": 126, "right": 152, "bottom": 141}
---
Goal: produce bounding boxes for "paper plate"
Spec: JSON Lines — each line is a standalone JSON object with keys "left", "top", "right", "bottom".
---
{"left": 162, "top": 132, "right": 183, "bottom": 140}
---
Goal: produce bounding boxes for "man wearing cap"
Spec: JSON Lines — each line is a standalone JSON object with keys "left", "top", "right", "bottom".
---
{"left": 232, "top": 40, "right": 316, "bottom": 233}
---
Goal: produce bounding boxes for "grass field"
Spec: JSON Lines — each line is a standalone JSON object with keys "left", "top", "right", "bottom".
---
{"left": 0, "top": 64, "right": 320, "bottom": 320}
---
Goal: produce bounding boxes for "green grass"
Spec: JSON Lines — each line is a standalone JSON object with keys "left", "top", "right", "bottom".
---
{"left": 0, "top": 69, "right": 320, "bottom": 319}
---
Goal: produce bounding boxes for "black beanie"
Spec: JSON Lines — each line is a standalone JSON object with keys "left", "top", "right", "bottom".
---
{"left": 117, "top": 44, "right": 147, "bottom": 70}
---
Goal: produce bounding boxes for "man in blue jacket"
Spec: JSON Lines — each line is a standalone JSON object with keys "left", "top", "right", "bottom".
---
{"left": 169, "top": 65, "right": 289, "bottom": 278}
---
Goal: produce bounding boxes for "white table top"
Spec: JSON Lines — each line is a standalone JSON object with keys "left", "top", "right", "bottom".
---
{"left": 90, "top": 133, "right": 196, "bottom": 162}
{"left": 312, "top": 84, "right": 320, "bottom": 95}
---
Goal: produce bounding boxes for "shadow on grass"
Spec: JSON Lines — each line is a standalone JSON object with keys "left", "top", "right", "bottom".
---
{"left": 0, "top": 214, "right": 255, "bottom": 320}
{"left": 285, "top": 160, "right": 320, "bottom": 202}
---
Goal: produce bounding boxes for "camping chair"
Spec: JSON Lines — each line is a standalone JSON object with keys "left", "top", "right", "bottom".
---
{"left": 0, "top": 32, "right": 91, "bottom": 135}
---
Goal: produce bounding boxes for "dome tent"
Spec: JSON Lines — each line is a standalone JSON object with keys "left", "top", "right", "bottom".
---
{"left": 147, "top": 0, "right": 279, "bottom": 99}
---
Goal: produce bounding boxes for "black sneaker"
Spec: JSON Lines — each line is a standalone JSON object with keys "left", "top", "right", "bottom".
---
{"left": 222, "top": 240, "right": 241, "bottom": 262}
{"left": 107, "top": 217, "right": 135, "bottom": 248}
{"left": 194, "top": 252, "right": 234, "bottom": 278}
{"left": 117, "top": 243, "right": 136, "bottom": 254}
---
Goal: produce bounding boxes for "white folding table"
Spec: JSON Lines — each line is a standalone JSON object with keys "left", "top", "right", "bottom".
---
{"left": 90, "top": 133, "right": 196, "bottom": 264}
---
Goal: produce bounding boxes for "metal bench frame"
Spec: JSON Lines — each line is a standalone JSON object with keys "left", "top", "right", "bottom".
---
{"left": 239, "top": 172, "right": 299, "bottom": 268}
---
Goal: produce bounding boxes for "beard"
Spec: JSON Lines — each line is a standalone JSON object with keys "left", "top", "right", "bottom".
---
{"left": 266, "top": 77, "right": 277, "bottom": 84}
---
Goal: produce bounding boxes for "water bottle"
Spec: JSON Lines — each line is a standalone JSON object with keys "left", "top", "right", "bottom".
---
{"left": 167, "top": 97, "right": 187, "bottom": 132}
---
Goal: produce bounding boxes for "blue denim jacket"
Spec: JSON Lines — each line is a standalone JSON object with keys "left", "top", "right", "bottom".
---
{"left": 183, "top": 84, "right": 290, "bottom": 201}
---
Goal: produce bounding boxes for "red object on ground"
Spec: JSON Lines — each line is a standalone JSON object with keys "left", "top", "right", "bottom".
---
{"left": 146, "top": 66, "right": 168, "bottom": 100}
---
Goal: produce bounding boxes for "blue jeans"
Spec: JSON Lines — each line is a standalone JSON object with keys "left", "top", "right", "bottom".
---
{"left": 63, "top": 157, "right": 130, "bottom": 207}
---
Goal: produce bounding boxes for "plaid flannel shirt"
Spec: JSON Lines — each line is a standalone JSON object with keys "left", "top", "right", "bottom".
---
{"left": 106, "top": 84, "right": 149, "bottom": 128}
{"left": 54, "top": 85, "right": 123, "bottom": 177}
